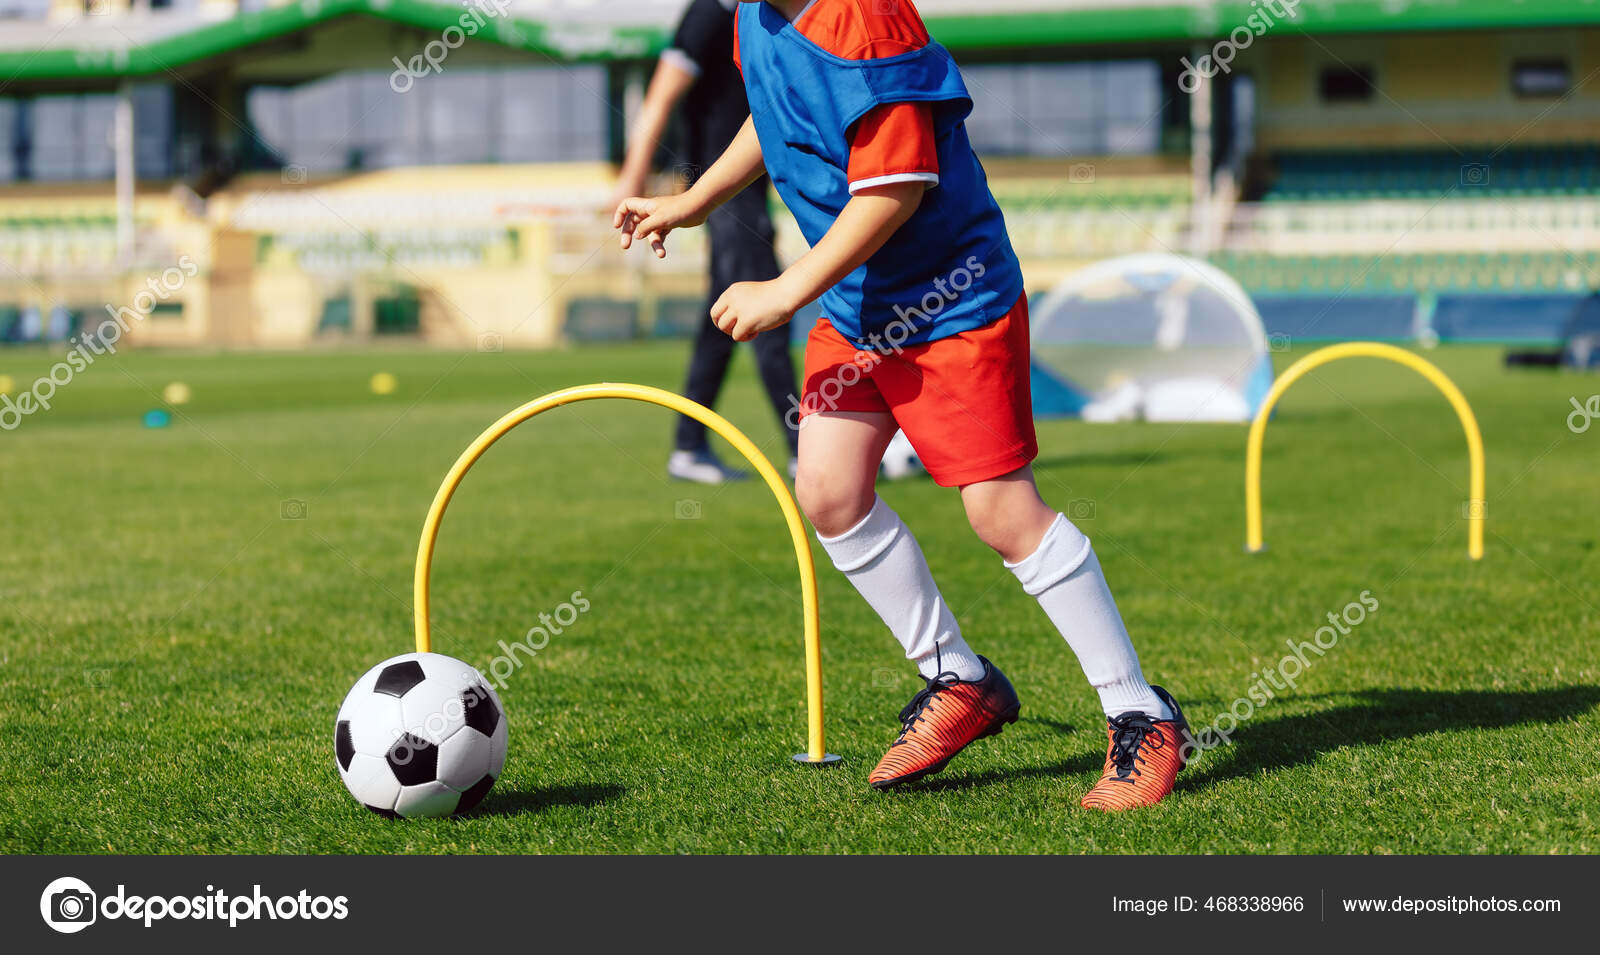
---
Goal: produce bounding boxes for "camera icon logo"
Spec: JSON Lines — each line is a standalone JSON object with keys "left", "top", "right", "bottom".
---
{"left": 280, "top": 499, "right": 308, "bottom": 520}
{"left": 1461, "top": 499, "right": 1488, "bottom": 520}
{"left": 1268, "top": 332, "right": 1292, "bottom": 352}
{"left": 40, "top": 876, "right": 96, "bottom": 934}
{"left": 1068, "top": 162, "right": 1097, "bottom": 184}
{"left": 1068, "top": 499, "right": 1097, "bottom": 521}
{"left": 1460, "top": 163, "right": 1491, "bottom": 187}
{"left": 477, "top": 332, "right": 504, "bottom": 353}
{"left": 672, "top": 163, "right": 702, "bottom": 190}
{"left": 675, "top": 499, "right": 703, "bottom": 520}
{"left": 282, "top": 164, "right": 308, "bottom": 186}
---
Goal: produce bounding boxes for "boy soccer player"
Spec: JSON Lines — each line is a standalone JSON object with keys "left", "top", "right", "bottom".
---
{"left": 614, "top": 0, "right": 1190, "bottom": 810}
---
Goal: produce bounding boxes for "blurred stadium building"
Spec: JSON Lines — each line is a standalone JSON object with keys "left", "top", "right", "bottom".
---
{"left": 1, "top": 0, "right": 1599, "bottom": 348}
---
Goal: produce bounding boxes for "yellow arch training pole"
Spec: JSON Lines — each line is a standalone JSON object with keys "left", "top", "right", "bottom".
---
{"left": 1246, "top": 342, "right": 1486, "bottom": 560}
{"left": 414, "top": 382, "right": 839, "bottom": 766}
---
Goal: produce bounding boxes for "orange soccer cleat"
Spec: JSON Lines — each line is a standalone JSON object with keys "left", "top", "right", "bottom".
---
{"left": 1080, "top": 686, "right": 1191, "bottom": 811}
{"left": 869, "top": 657, "right": 1021, "bottom": 789}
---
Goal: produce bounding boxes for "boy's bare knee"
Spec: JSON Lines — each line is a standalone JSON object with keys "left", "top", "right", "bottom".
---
{"left": 797, "top": 471, "right": 874, "bottom": 538}
{"left": 963, "top": 495, "right": 1047, "bottom": 563}
{"left": 964, "top": 501, "right": 1011, "bottom": 554}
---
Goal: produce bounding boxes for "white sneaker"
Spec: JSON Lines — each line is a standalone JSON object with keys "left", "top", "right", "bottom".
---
{"left": 668, "top": 449, "right": 749, "bottom": 485}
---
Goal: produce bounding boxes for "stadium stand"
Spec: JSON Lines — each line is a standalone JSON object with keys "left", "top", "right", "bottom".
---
{"left": 1263, "top": 145, "right": 1600, "bottom": 202}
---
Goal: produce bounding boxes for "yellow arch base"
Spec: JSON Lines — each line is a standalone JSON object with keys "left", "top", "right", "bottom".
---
{"left": 1246, "top": 342, "right": 1486, "bottom": 560}
{"left": 413, "top": 382, "right": 839, "bottom": 765}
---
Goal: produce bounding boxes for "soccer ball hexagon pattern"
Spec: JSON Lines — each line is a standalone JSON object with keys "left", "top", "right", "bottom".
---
{"left": 334, "top": 652, "right": 507, "bottom": 818}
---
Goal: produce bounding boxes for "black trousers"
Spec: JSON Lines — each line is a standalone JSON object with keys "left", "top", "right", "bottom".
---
{"left": 675, "top": 178, "right": 801, "bottom": 456}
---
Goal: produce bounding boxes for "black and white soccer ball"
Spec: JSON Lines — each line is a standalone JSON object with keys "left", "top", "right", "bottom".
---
{"left": 334, "top": 652, "right": 507, "bottom": 819}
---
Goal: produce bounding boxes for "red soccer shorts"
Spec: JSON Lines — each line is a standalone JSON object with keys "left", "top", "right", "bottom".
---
{"left": 799, "top": 295, "right": 1038, "bottom": 487}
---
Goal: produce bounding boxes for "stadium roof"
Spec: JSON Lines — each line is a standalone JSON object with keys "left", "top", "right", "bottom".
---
{"left": 3, "top": 0, "right": 1600, "bottom": 91}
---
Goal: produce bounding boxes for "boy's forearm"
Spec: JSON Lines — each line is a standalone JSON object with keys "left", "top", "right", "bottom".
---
{"left": 683, "top": 118, "right": 767, "bottom": 212}
{"left": 774, "top": 183, "right": 925, "bottom": 312}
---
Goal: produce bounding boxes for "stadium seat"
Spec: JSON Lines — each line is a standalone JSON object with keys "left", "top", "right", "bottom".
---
{"left": 1263, "top": 144, "right": 1600, "bottom": 201}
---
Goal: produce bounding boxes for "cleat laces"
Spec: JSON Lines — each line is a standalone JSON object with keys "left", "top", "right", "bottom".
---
{"left": 1104, "top": 711, "right": 1166, "bottom": 784}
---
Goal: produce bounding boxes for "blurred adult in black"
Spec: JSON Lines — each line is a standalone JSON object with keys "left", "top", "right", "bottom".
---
{"left": 613, "top": 0, "right": 799, "bottom": 483}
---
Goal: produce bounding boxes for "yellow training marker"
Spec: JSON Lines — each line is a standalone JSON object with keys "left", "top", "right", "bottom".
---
{"left": 0, "top": 374, "right": 13, "bottom": 395}
{"left": 1246, "top": 342, "right": 1486, "bottom": 560}
{"left": 369, "top": 372, "right": 399, "bottom": 396}
{"left": 412, "top": 382, "right": 839, "bottom": 766}
{"left": 163, "top": 381, "right": 192, "bottom": 405}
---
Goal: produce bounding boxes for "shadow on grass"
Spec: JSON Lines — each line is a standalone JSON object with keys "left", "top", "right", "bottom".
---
{"left": 473, "top": 783, "right": 624, "bottom": 817}
{"left": 894, "top": 717, "right": 1092, "bottom": 794}
{"left": 1179, "top": 686, "right": 1600, "bottom": 790}
{"left": 907, "top": 756, "right": 1101, "bottom": 795}
{"left": 1021, "top": 716, "right": 1077, "bottom": 736}
{"left": 902, "top": 686, "right": 1600, "bottom": 796}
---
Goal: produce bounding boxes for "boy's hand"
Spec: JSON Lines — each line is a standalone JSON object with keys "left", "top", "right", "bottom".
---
{"left": 711, "top": 279, "right": 799, "bottom": 342}
{"left": 613, "top": 194, "right": 708, "bottom": 258}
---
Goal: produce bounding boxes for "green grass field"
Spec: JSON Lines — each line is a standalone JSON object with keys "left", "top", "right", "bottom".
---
{"left": 1, "top": 341, "right": 1596, "bottom": 853}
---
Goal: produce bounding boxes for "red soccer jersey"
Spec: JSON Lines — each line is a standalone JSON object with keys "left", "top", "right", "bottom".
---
{"left": 734, "top": 0, "right": 941, "bottom": 194}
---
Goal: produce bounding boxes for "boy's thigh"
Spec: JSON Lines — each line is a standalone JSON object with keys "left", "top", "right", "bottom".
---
{"left": 795, "top": 409, "right": 897, "bottom": 524}
{"left": 796, "top": 410, "right": 898, "bottom": 476}
{"left": 874, "top": 298, "right": 1039, "bottom": 488}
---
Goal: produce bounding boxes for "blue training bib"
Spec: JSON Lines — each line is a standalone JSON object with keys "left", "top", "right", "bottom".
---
{"left": 738, "top": 3, "right": 1025, "bottom": 350}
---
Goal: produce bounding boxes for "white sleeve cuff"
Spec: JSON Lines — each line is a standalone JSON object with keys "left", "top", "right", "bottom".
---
{"left": 848, "top": 172, "right": 940, "bottom": 195}
{"left": 660, "top": 48, "right": 702, "bottom": 79}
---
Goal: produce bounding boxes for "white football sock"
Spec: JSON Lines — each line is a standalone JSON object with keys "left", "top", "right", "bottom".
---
{"left": 818, "top": 496, "right": 986, "bottom": 682}
{"left": 1006, "top": 513, "right": 1171, "bottom": 720}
